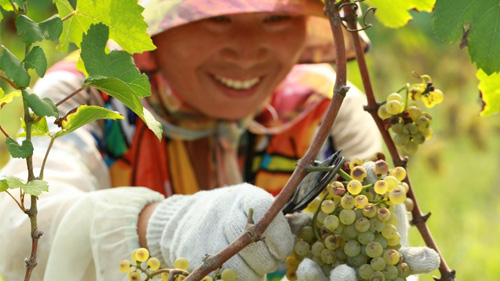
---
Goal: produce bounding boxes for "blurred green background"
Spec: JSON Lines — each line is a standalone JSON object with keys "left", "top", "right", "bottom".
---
{"left": 1, "top": 4, "right": 499, "bottom": 281}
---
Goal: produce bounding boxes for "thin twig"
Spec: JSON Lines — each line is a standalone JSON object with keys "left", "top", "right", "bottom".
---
{"left": 56, "top": 86, "right": 86, "bottom": 107}
{"left": 342, "top": 5, "right": 456, "bottom": 281}
{"left": 0, "top": 126, "right": 9, "bottom": 138}
{"left": 184, "top": 1, "right": 349, "bottom": 280}
{"left": 0, "top": 73, "right": 19, "bottom": 90}
{"left": 61, "top": 11, "right": 76, "bottom": 22}
{"left": 38, "top": 137, "right": 56, "bottom": 180}
{"left": 4, "top": 190, "right": 24, "bottom": 211}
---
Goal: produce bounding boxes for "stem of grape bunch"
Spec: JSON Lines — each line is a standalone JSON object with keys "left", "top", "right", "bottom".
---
{"left": 342, "top": 4, "right": 456, "bottom": 281}
{"left": 184, "top": 2, "right": 350, "bottom": 280}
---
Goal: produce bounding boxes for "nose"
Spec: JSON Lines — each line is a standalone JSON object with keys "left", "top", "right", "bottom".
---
{"left": 219, "top": 25, "right": 270, "bottom": 69}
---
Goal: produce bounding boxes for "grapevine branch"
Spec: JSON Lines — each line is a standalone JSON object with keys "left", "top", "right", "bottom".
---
{"left": 184, "top": 1, "right": 349, "bottom": 280}
{"left": 342, "top": 5, "right": 456, "bottom": 281}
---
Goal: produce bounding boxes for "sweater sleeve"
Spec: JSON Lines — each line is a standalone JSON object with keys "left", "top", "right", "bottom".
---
{"left": 0, "top": 70, "right": 164, "bottom": 281}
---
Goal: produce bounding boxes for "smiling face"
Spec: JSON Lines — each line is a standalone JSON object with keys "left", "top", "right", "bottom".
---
{"left": 152, "top": 13, "right": 307, "bottom": 120}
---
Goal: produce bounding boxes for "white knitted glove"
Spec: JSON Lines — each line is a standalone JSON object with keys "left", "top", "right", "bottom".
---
{"left": 146, "top": 183, "right": 294, "bottom": 281}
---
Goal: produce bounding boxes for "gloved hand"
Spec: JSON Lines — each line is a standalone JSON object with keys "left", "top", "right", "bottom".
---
{"left": 146, "top": 183, "right": 294, "bottom": 281}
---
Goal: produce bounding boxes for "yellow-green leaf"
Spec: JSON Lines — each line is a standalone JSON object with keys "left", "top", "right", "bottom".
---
{"left": 365, "top": 0, "right": 436, "bottom": 28}
{"left": 0, "top": 90, "right": 21, "bottom": 110}
{"left": 477, "top": 69, "right": 500, "bottom": 116}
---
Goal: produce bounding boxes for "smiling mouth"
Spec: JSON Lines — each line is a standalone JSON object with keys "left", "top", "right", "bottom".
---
{"left": 213, "top": 74, "right": 261, "bottom": 90}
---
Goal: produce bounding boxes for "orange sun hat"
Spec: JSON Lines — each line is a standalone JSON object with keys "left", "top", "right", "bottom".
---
{"left": 138, "top": 0, "right": 369, "bottom": 64}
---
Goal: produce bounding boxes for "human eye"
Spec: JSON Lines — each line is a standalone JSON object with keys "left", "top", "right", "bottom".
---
{"left": 264, "top": 14, "right": 292, "bottom": 23}
{"left": 208, "top": 16, "right": 232, "bottom": 23}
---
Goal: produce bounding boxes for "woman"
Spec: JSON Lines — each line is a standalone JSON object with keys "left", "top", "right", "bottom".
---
{"left": 0, "top": 0, "right": 438, "bottom": 280}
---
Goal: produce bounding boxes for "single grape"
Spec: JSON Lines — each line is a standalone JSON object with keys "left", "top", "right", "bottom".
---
{"left": 404, "top": 141, "right": 419, "bottom": 154}
{"left": 344, "top": 224, "right": 359, "bottom": 239}
{"left": 383, "top": 265, "right": 399, "bottom": 280}
{"left": 358, "top": 231, "right": 375, "bottom": 245}
{"left": 409, "top": 83, "right": 424, "bottom": 100}
{"left": 374, "top": 180, "right": 389, "bottom": 195}
{"left": 328, "top": 181, "right": 345, "bottom": 196}
{"left": 347, "top": 180, "right": 363, "bottom": 195}
{"left": 344, "top": 240, "right": 361, "bottom": 257}
{"left": 128, "top": 271, "right": 141, "bottom": 281}
{"left": 406, "top": 105, "right": 422, "bottom": 121}
{"left": 147, "top": 257, "right": 161, "bottom": 271}
{"left": 133, "top": 248, "right": 149, "bottom": 263}
{"left": 332, "top": 223, "right": 344, "bottom": 235}
{"left": 365, "top": 241, "right": 383, "bottom": 258}
{"left": 317, "top": 211, "right": 328, "bottom": 224}
{"left": 221, "top": 268, "right": 238, "bottom": 281}
{"left": 403, "top": 123, "right": 418, "bottom": 135}
{"left": 383, "top": 176, "right": 399, "bottom": 190}
{"left": 382, "top": 249, "right": 400, "bottom": 265}
{"left": 377, "top": 105, "right": 391, "bottom": 120}
{"left": 335, "top": 247, "right": 348, "bottom": 260}
{"left": 422, "top": 94, "right": 435, "bottom": 108}
{"left": 377, "top": 207, "right": 391, "bottom": 222}
{"left": 390, "top": 122, "right": 405, "bottom": 135}
{"left": 370, "top": 257, "right": 386, "bottom": 271}
{"left": 374, "top": 159, "right": 389, "bottom": 175}
{"left": 324, "top": 235, "right": 340, "bottom": 250}
{"left": 398, "top": 262, "right": 412, "bottom": 278}
{"left": 431, "top": 89, "right": 444, "bottom": 104}
{"left": 355, "top": 217, "right": 370, "bottom": 233}
{"left": 119, "top": 260, "right": 131, "bottom": 273}
{"left": 387, "top": 232, "right": 401, "bottom": 247}
{"left": 324, "top": 215, "right": 340, "bottom": 231}
{"left": 421, "top": 127, "right": 433, "bottom": 140}
{"left": 389, "top": 167, "right": 406, "bottom": 182}
{"left": 351, "top": 166, "right": 367, "bottom": 182}
{"left": 174, "top": 257, "right": 190, "bottom": 271}
{"left": 299, "top": 225, "right": 315, "bottom": 243}
{"left": 389, "top": 187, "right": 406, "bottom": 204}
{"left": 320, "top": 249, "right": 336, "bottom": 264}
{"left": 358, "top": 263, "right": 374, "bottom": 280}
{"left": 370, "top": 271, "right": 385, "bottom": 281}
{"left": 294, "top": 240, "right": 310, "bottom": 256}
{"left": 341, "top": 195, "right": 355, "bottom": 210}
{"left": 354, "top": 195, "right": 369, "bottom": 209}
{"left": 394, "top": 133, "right": 410, "bottom": 146}
{"left": 370, "top": 218, "right": 385, "bottom": 233}
{"left": 352, "top": 254, "right": 369, "bottom": 267}
{"left": 415, "top": 116, "right": 430, "bottom": 130}
{"left": 311, "top": 241, "right": 326, "bottom": 257}
{"left": 362, "top": 204, "right": 377, "bottom": 218}
{"left": 387, "top": 93, "right": 403, "bottom": 102}
{"left": 381, "top": 224, "right": 397, "bottom": 240}
{"left": 312, "top": 255, "right": 326, "bottom": 267}
{"left": 374, "top": 235, "right": 388, "bottom": 248}
{"left": 321, "top": 199, "right": 336, "bottom": 214}
{"left": 388, "top": 213, "right": 399, "bottom": 227}
{"left": 404, "top": 197, "right": 414, "bottom": 212}
{"left": 386, "top": 100, "right": 403, "bottom": 115}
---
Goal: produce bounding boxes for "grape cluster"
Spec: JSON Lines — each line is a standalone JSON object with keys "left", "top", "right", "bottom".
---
{"left": 286, "top": 158, "right": 415, "bottom": 281}
{"left": 119, "top": 248, "right": 237, "bottom": 281}
{"left": 377, "top": 75, "right": 443, "bottom": 155}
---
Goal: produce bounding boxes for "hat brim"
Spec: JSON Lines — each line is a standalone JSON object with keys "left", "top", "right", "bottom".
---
{"left": 141, "top": 0, "right": 369, "bottom": 63}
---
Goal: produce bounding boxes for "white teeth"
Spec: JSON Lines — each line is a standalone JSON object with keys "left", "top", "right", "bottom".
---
{"left": 213, "top": 75, "right": 260, "bottom": 90}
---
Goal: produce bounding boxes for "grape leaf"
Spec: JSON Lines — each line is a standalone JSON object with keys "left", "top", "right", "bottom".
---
{"left": 433, "top": 0, "right": 500, "bottom": 75}
{"left": 0, "top": 0, "right": 14, "bottom": 11}
{"left": 3, "top": 176, "right": 25, "bottom": 189}
{"left": 15, "top": 15, "right": 63, "bottom": 44}
{"left": 5, "top": 137, "right": 33, "bottom": 159}
{"left": 364, "top": 0, "right": 435, "bottom": 28}
{"left": 18, "top": 116, "right": 50, "bottom": 137}
{"left": 0, "top": 90, "right": 21, "bottom": 110}
{"left": 0, "top": 46, "right": 30, "bottom": 88}
{"left": 54, "top": 0, "right": 155, "bottom": 54}
{"left": 54, "top": 105, "right": 124, "bottom": 138}
{"left": 477, "top": 69, "right": 500, "bottom": 116}
{"left": 23, "top": 89, "right": 59, "bottom": 118}
{"left": 0, "top": 179, "right": 7, "bottom": 192}
{"left": 22, "top": 180, "right": 49, "bottom": 196}
{"left": 24, "top": 46, "right": 47, "bottom": 77}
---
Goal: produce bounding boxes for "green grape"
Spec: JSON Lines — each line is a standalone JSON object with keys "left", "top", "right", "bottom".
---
{"left": 406, "top": 105, "right": 422, "bottom": 121}
{"left": 383, "top": 176, "right": 399, "bottom": 190}
{"left": 311, "top": 241, "right": 325, "bottom": 257}
{"left": 374, "top": 159, "right": 389, "bottom": 175}
{"left": 377, "top": 105, "right": 391, "bottom": 120}
{"left": 358, "top": 263, "right": 374, "bottom": 280}
{"left": 347, "top": 180, "right": 363, "bottom": 195}
{"left": 351, "top": 166, "right": 367, "bottom": 182}
{"left": 403, "top": 123, "right": 418, "bottom": 135}
{"left": 370, "top": 257, "right": 386, "bottom": 271}
{"left": 352, "top": 254, "right": 368, "bottom": 267}
{"left": 387, "top": 232, "right": 401, "bottom": 247}
{"left": 386, "top": 100, "right": 403, "bottom": 115}
{"left": 362, "top": 204, "right": 377, "bottom": 218}
{"left": 389, "top": 167, "right": 406, "bottom": 182}
{"left": 431, "top": 89, "right": 444, "bottom": 104}
{"left": 377, "top": 208, "right": 391, "bottom": 222}
{"left": 335, "top": 248, "right": 348, "bottom": 260}
{"left": 388, "top": 213, "right": 399, "bottom": 227}
{"left": 415, "top": 116, "right": 430, "bottom": 130}
{"left": 387, "top": 93, "right": 403, "bottom": 102}
{"left": 344, "top": 240, "right": 361, "bottom": 257}
{"left": 339, "top": 209, "right": 356, "bottom": 225}
{"left": 299, "top": 225, "right": 315, "bottom": 243}
{"left": 404, "top": 141, "right": 418, "bottom": 154}
{"left": 147, "top": 257, "right": 161, "bottom": 271}
{"left": 324, "top": 235, "right": 340, "bottom": 250}
{"left": 382, "top": 249, "right": 400, "bottom": 265}
{"left": 369, "top": 271, "right": 385, "bottom": 281}
{"left": 394, "top": 133, "right": 410, "bottom": 146}
{"left": 370, "top": 218, "right": 385, "bottom": 233}
{"left": 350, "top": 158, "right": 364, "bottom": 170}
{"left": 412, "top": 133, "right": 426, "bottom": 144}
{"left": 355, "top": 217, "right": 370, "bottom": 233}
{"left": 133, "top": 248, "right": 150, "bottom": 263}
{"left": 174, "top": 257, "right": 190, "bottom": 271}
{"left": 404, "top": 197, "right": 414, "bottom": 212}
{"left": 324, "top": 215, "right": 340, "bottom": 231}
{"left": 355, "top": 209, "right": 364, "bottom": 219}
{"left": 320, "top": 249, "right": 336, "bottom": 264}
{"left": 409, "top": 83, "right": 424, "bottom": 100}
{"left": 327, "top": 181, "right": 345, "bottom": 196}
{"left": 128, "top": 271, "right": 142, "bottom": 281}
{"left": 374, "top": 235, "right": 388, "bottom": 248}
{"left": 321, "top": 199, "right": 336, "bottom": 214}
{"left": 332, "top": 223, "right": 344, "bottom": 235}
{"left": 421, "top": 127, "right": 433, "bottom": 140}
{"left": 381, "top": 224, "right": 397, "bottom": 240}
{"left": 341, "top": 195, "right": 355, "bottom": 209}
{"left": 358, "top": 231, "right": 375, "bottom": 245}
{"left": 383, "top": 265, "right": 399, "bottom": 280}
{"left": 397, "top": 262, "right": 411, "bottom": 278}
{"left": 354, "top": 195, "right": 369, "bottom": 209}
{"left": 344, "top": 224, "right": 359, "bottom": 239}
{"left": 374, "top": 180, "right": 388, "bottom": 195}
{"left": 389, "top": 187, "right": 406, "bottom": 204}
{"left": 422, "top": 94, "right": 435, "bottom": 108}
{"left": 390, "top": 122, "right": 405, "bottom": 135}
{"left": 365, "top": 241, "right": 383, "bottom": 258}
{"left": 294, "top": 240, "right": 310, "bottom": 256}
{"left": 119, "top": 260, "right": 132, "bottom": 273}
{"left": 221, "top": 268, "right": 238, "bottom": 281}
{"left": 317, "top": 211, "right": 328, "bottom": 224}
